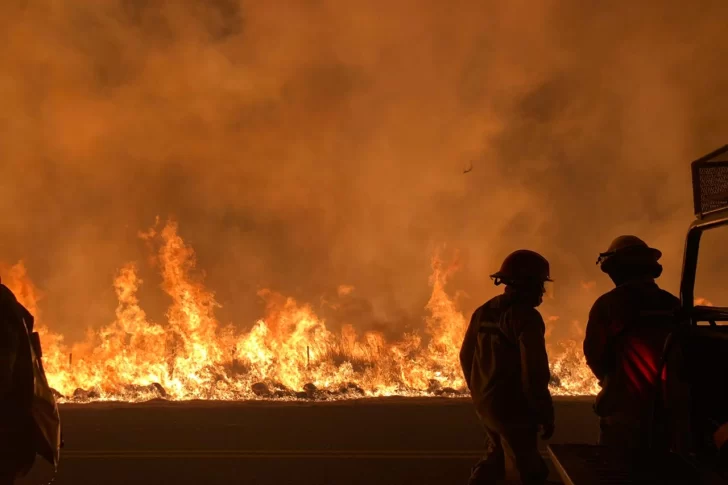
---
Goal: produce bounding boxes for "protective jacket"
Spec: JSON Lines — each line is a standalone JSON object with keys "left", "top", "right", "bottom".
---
{"left": 460, "top": 291, "right": 554, "bottom": 430}
{"left": 584, "top": 279, "right": 680, "bottom": 423}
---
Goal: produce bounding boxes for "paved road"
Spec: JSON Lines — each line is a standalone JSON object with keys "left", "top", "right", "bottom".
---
{"left": 19, "top": 397, "right": 597, "bottom": 485}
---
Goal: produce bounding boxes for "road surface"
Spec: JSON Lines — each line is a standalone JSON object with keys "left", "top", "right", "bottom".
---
{"left": 19, "top": 396, "right": 598, "bottom": 485}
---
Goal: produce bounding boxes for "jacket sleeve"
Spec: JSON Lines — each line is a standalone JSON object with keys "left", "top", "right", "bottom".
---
{"left": 459, "top": 309, "right": 480, "bottom": 390}
{"left": 516, "top": 308, "right": 554, "bottom": 426}
{"left": 583, "top": 298, "right": 611, "bottom": 383}
{"left": 0, "top": 285, "right": 24, "bottom": 398}
{"left": 0, "top": 313, "right": 19, "bottom": 398}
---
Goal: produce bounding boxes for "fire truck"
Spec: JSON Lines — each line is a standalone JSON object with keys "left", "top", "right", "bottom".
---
{"left": 548, "top": 145, "right": 728, "bottom": 484}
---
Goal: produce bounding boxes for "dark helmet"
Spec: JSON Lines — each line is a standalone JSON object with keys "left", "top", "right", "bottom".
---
{"left": 596, "top": 235, "right": 662, "bottom": 274}
{"left": 490, "top": 250, "right": 552, "bottom": 286}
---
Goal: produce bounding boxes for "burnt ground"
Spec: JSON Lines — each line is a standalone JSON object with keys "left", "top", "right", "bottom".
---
{"left": 19, "top": 396, "right": 598, "bottom": 485}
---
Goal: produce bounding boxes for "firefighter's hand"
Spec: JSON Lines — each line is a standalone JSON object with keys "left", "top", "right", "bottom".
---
{"left": 540, "top": 422, "right": 555, "bottom": 440}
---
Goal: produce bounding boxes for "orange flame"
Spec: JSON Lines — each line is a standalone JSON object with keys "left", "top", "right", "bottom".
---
{"left": 2, "top": 220, "right": 598, "bottom": 401}
{"left": 695, "top": 297, "right": 714, "bottom": 307}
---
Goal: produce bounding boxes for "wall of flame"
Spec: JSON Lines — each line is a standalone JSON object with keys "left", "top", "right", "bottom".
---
{"left": 1, "top": 220, "right": 599, "bottom": 401}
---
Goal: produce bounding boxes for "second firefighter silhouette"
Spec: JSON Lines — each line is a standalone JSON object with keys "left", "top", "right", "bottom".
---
{"left": 460, "top": 250, "right": 555, "bottom": 485}
{"left": 585, "top": 235, "right": 681, "bottom": 449}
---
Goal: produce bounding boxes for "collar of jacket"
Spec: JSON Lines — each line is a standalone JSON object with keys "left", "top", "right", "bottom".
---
{"left": 615, "top": 278, "right": 657, "bottom": 289}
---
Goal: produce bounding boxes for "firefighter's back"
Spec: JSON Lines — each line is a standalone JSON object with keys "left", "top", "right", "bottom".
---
{"left": 469, "top": 293, "right": 533, "bottom": 427}
{"left": 591, "top": 280, "right": 681, "bottom": 426}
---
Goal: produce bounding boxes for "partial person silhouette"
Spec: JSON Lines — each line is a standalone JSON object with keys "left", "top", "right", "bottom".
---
{"left": 0, "top": 282, "right": 61, "bottom": 484}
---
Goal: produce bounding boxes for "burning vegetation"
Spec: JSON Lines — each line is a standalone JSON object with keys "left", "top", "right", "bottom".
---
{"left": 2, "top": 220, "right": 599, "bottom": 403}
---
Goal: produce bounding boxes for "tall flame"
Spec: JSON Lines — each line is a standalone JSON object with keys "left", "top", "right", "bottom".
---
{"left": 2, "top": 220, "right": 599, "bottom": 401}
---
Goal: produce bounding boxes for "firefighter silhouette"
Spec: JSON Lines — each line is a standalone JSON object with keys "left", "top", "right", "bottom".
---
{"left": 460, "top": 250, "right": 555, "bottom": 485}
{"left": 585, "top": 235, "right": 680, "bottom": 449}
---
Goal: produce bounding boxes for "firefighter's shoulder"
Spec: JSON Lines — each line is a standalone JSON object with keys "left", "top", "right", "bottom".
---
{"left": 471, "top": 295, "right": 504, "bottom": 317}
{"left": 588, "top": 288, "right": 620, "bottom": 317}
{"left": 507, "top": 302, "right": 544, "bottom": 333}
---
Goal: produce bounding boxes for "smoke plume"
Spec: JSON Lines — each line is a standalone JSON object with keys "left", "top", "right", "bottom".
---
{"left": 1, "top": 0, "right": 727, "bottom": 343}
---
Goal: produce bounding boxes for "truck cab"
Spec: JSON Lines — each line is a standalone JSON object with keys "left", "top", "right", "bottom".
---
{"left": 548, "top": 145, "right": 728, "bottom": 484}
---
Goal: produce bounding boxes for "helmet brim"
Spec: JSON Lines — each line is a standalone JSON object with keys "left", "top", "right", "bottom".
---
{"left": 598, "top": 246, "right": 662, "bottom": 273}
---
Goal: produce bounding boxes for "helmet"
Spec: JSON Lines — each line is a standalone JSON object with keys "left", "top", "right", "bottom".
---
{"left": 491, "top": 250, "right": 552, "bottom": 286}
{"left": 596, "top": 235, "right": 662, "bottom": 274}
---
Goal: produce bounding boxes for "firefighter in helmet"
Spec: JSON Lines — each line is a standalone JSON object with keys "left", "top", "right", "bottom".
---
{"left": 584, "top": 235, "right": 680, "bottom": 449}
{"left": 460, "top": 250, "right": 555, "bottom": 485}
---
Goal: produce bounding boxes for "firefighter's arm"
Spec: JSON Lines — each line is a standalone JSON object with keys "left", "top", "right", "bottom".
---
{"left": 459, "top": 309, "right": 480, "bottom": 389}
{"left": 0, "top": 286, "right": 21, "bottom": 396}
{"left": 517, "top": 309, "right": 554, "bottom": 426}
{"left": 0, "top": 317, "right": 19, "bottom": 397}
{"left": 583, "top": 298, "right": 610, "bottom": 383}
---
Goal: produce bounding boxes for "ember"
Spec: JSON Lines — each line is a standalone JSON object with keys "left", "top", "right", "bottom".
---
{"left": 2, "top": 220, "right": 601, "bottom": 402}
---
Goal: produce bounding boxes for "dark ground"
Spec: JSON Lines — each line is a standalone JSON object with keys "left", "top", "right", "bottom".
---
{"left": 19, "top": 396, "right": 598, "bottom": 485}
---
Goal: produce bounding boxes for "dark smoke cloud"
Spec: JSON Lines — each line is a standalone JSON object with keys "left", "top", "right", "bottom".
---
{"left": 1, "top": 0, "right": 727, "bottom": 342}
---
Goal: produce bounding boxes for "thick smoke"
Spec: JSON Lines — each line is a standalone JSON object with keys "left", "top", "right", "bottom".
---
{"left": 1, "top": 0, "right": 727, "bottom": 343}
